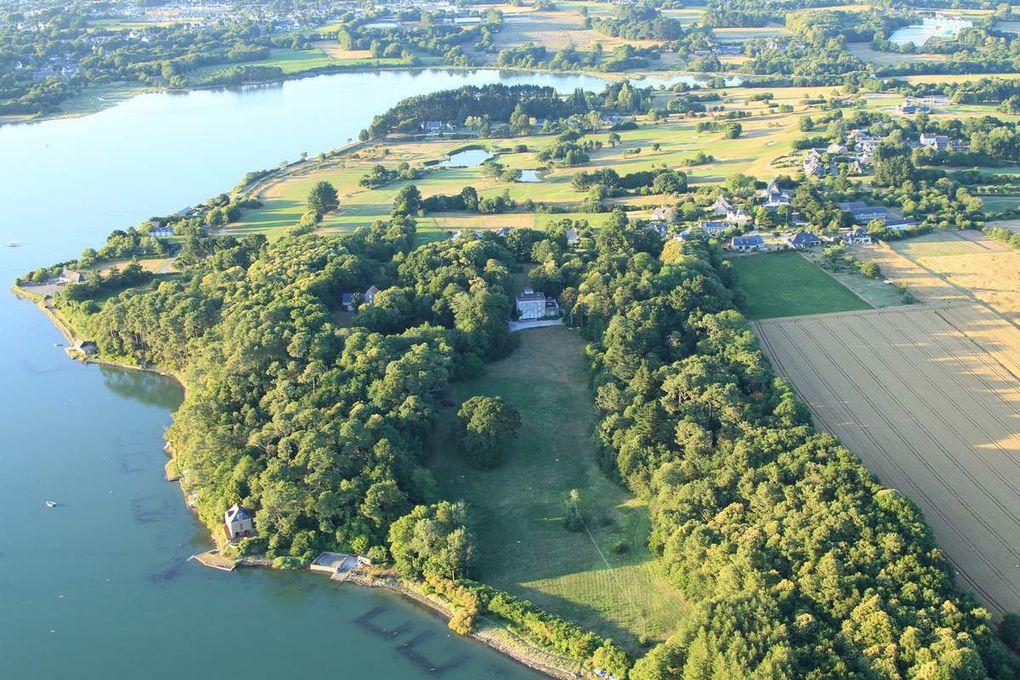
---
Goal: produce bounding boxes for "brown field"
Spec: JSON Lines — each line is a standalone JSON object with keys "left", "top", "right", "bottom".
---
{"left": 489, "top": 9, "right": 663, "bottom": 53}
{"left": 858, "top": 231, "right": 1020, "bottom": 322}
{"left": 754, "top": 302, "right": 1020, "bottom": 614}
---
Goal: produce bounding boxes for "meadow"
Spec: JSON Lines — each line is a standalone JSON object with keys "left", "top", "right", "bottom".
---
{"left": 429, "top": 325, "right": 688, "bottom": 651}
{"left": 729, "top": 252, "right": 872, "bottom": 319}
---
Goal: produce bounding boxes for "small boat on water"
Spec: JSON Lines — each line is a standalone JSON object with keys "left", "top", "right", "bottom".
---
{"left": 45, "top": 500, "right": 58, "bottom": 508}
{"left": 6, "top": 241, "right": 20, "bottom": 247}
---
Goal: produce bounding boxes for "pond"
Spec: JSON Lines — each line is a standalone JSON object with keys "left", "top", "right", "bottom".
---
{"left": 518, "top": 169, "right": 545, "bottom": 183}
{"left": 438, "top": 148, "right": 495, "bottom": 168}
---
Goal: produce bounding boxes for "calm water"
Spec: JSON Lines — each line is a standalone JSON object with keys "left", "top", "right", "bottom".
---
{"left": 438, "top": 148, "right": 495, "bottom": 168}
{"left": 0, "top": 67, "right": 622, "bottom": 679}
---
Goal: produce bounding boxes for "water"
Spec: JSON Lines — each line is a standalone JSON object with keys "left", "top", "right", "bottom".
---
{"left": 438, "top": 148, "right": 494, "bottom": 168}
{"left": 518, "top": 169, "right": 544, "bottom": 183}
{"left": 0, "top": 68, "right": 611, "bottom": 679}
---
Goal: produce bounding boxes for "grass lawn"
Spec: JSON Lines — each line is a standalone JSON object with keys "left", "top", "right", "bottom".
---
{"left": 729, "top": 252, "right": 872, "bottom": 319}
{"left": 981, "top": 195, "right": 1020, "bottom": 212}
{"left": 847, "top": 42, "right": 947, "bottom": 66}
{"left": 429, "top": 326, "right": 687, "bottom": 651}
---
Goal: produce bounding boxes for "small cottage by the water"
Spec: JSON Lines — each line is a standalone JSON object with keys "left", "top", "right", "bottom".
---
{"left": 224, "top": 504, "right": 255, "bottom": 540}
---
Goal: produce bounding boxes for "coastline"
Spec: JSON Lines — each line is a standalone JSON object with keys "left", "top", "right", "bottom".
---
{"left": 1, "top": 62, "right": 733, "bottom": 129}
{"left": 14, "top": 287, "right": 591, "bottom": 680}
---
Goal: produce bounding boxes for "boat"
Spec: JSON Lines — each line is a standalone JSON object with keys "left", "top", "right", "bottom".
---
{"left": 6, "top": 241, "right": 20, "bottom": 247}
{"left": 45, "top": 500, "right": 57, "bottom": 508}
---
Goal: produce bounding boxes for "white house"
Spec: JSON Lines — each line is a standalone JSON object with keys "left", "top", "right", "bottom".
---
{"left": 363, "top": 285, "right": 381, "bottom": 305}
{"left": 516, "top": 288, "right": 549, "bottom": 320}
{"left": 224, "top": 504, "right": 255, "bottom": 540}
{"left": 712, "top": 195, "right": 735, "bottom": 216}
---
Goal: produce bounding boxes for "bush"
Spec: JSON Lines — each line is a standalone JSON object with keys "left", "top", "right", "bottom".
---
{"left": 1000, "top": 614, "right": 1020, "bottom": 652}
{"left": 610, "top": 539, "right": 630, "bottom": 554}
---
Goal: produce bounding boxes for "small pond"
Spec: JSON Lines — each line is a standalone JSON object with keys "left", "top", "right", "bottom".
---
{"left": 438, "top": 148, "right": 494, "bottom": 168}
{"left": 518, "top": 169, "right": 544, "bottom": 183}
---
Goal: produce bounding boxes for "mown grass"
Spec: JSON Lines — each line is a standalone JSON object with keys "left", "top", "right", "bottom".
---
{"left": 429, "top": 326, "right": 688, "bottom": 652}
{"left": 729, "top": 252, "right": 872, "bottom": 319}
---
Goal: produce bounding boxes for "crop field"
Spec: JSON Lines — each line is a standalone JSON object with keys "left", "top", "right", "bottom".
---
{"left": 887, "top": 230, "right": 1020, "bottom": 322}
{"left": 487, "top": 8, "right": 663, "bottom": 54}
{"left": 729, "top": 252, "right": 872, "bottom": 319}
{"left": 429, "top": 326, "right": 688, "bottom": 650}
{"left": 753, "top": 302, "right": 1020, "bottom": 614}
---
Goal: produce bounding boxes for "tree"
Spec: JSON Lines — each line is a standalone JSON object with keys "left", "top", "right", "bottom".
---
{"left": 388, "top": 501, "right": 475, "bottom": 579}
{"left": 723, "top": 122, "right": 742, "bottom": 139}
{"left": 307, "top": 181, "right": 338, "bottom": 217}
{"left": 392, "top": 184, "right": 423, "bottom": 216}
{"left": 454, "top": 395, "right": 521, "bottom": 468}
{"left": 799, "top": 115, "right": 815, "bottom": 132}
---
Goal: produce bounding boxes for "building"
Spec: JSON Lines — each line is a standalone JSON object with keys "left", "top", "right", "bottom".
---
{"left": 731, "top": 235, "right": 766, "bottom": 252}
{"left": 886, "top": 214, "right": 920, "bottom": 231}
{"left": 340, "top": 292, "right": 356, "bottom": 312}
{"left": 515, "top": 288, "right": 548, "bottom": 320}
{"left": 698, "top": 220, "right": 732, "bottom": 236}
{"left": 495, "top": 227, "right": 510, "bottom": 238}
{"left": 650, "top": 206, "right": 675, "bottom": 224}
{"left": 918, "top": 133, "right": 952, "bottom": 151}
{"left": 565, "top": 228, "right": 580, "bottom": 245}
{"left": 712, "top": 195, "right": 735, "bottom": 216}
{"left": 224, "top": 504, "right": 255, "bottom": 540}
{"left": 363, "top": 285, "right": 381, "bottom": 305}
{"left": 726, "top": 208, "right": 752, "bottom": 226}
{"left": 838, "top": 201, "right": 888, "bottom": 224}
{"left": 842, "top": 228, "right": 873, "bottom": 245}
{"left": 787, "top": 231, "right": 821, "bottom": 249}
{"left": 60, "top": 269, "right": 86, "bottom": 285}
{"left": 761, "top": 179, "right": 791, "bottom": 208}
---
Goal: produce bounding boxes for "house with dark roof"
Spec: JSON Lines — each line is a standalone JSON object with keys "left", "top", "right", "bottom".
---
{"left": 363, "top": 285, "right": 381, "bottom": 305}
{"left": 885, "top": 214, "right": 920, "bottom": 231}
{"left": 698, "top": 220, "right": 732, "bottom": 236}
{"left": 224, "top": 504, "right": 255, "bottom": 540}
{"left": 787, "top": 231, "right": 821, "bottom": 249}
{"left": 340, "top": 292, "right": 356, "bottom": 312}
{"left": 731, "top": 235, "right": 766, "bottom": 252}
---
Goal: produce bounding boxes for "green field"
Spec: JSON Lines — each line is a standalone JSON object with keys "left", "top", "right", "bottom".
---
{"left": 729, "top": 252, "right": 872, "bottom": 319}
{"left": 980, "top": 195, "right": 1020, "bottom": 213}
{"left": 429, "top": 326, "right": 687, "bottom": 651}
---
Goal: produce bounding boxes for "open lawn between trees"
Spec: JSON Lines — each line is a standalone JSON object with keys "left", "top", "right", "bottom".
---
{"left": 429, "top": 325, "right": 687, "bottom": 652}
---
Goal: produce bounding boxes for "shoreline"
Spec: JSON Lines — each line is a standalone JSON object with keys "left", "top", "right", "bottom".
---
{"left": 1, "top": 62, "right": 734, "bottom": 129}
{"left": 14, "top": 286, "right": 589, "bottom": 680}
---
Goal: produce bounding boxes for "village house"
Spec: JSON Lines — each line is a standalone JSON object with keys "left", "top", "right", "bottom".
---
{"left": 842, "top": 228, "right": 873, "bottom": 245}
{"left": 565, "top": 228, "right": 580, "bottom": 245}
{"left": 731, "top": 235, "right": 766, "bottom": 252}
{"left": 421, "top": 120, "right": 454, "bottom": 134}
{"left": 59, "top": 269, "right": 86, "bottom": 285}
{"left": 698, "top": 220, "right": 732, "bottom": 237}
{"left": 787, "top": 231, "right": 822, "bottom": 249}
{"left": 918, "top": 132, "right": 952, "bottom": 151}
{"left": 363, "top": 285, "right": 381, "bottom": 305}
{"left": 515, "top": 288, "right": 557, "bottom": 320}
{"left": 340, "top": 292, "right": 356, "bottom": 312}
{"left": 726, "top": 208, "right": 752, "bottom": 226}
{"left": 495, "top": 227, "right": 510, "bottom": 238}
{"left": 150, "top": 225, "right": 174, "bottom": 238}
{"left": 712, "top": 195, "right": 735, "bottom": 216}
{"left": 760, "top": 179, "right": 792, "bottom": 208}
{"left": 224, "top": 504, "right": 255, "bottom": 540}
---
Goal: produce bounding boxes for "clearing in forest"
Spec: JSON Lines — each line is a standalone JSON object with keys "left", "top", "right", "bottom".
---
{"left": 754, "top": 302, "right": 1020, "bottom": 614}
{"left": 729, "top": 252, "right": 871, "bottom": 320}
{"left": 429, "top": 325, "right": 687, "bottom": 651}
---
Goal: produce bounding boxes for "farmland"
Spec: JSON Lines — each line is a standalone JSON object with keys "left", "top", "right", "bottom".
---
{"left": 754, "top": 302, "right": 1020, "bottom": 614}
{"left": 729, "top": 252, "right": 872, "bottom": 319}
{"left": 429, "top": 325, "right": 688, "bottom": 651}
{"left": 861, "top": 230, "right": 1020, "bottom": 322}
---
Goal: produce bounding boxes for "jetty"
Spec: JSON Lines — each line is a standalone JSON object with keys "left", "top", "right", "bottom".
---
{"left": 193, "top": 550, "right": 237, "bottom": 572}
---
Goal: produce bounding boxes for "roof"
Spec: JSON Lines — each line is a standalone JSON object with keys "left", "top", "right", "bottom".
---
{"left": 341, "top": 292, "right": 354, "bottom": 305}
{"left": 365, "top": 285, "right": 380, "bottom": 295}
{"left": 732, "top": 235, "right": 764, "bottom": 247}
{"left": 516, "top": 288, "right": 545, "bottom": 302}
{"left": 789, "top": 232, "right": 821, "bottom": 246}
{"left": 225, "top": 504, "right": 252, "bottom": 523}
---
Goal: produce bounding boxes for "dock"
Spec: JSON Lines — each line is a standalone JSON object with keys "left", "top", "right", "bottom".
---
{"left": 193, "top": 550, "right": 237, "bottom": 572}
